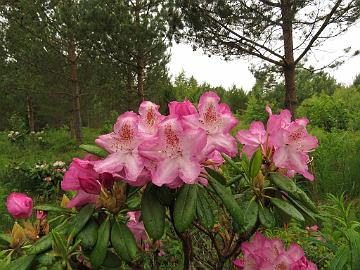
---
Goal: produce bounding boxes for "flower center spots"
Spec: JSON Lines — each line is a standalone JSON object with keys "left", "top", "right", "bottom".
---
{"left": 146, "top": 107, "right": 156, "bottom": 127}
{"left": 289, "top": 127, "right": 304, "bottom": 142}
{"left": 276, "top": 262, "right": 288, "bottom": 270}
{"left": 203, "top": 103, "right": 218, "bottom": 125}
{"left": 164, "top": 124, "right": 181, "bottom": 157}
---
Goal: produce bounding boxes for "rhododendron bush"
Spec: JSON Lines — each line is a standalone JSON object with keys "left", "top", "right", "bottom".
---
{"left": 1, "top": 92, "right": 322, "bottom": 270}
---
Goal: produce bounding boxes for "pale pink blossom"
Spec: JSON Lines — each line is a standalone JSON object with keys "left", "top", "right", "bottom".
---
{"left": 36, "top": 210, "right": 47, "bottom": 220}
{"left": 138, "top": 101, "right": 164, "bottom": 137}
{"left": 183, "top": 91, "right": 238, "bottom": 157}
{"left": 234, "top": 232, "right": 317, "bottom": 270}
{"left": 140, "top": 116, "right": 207, "bottom": 186}
{"left": 6, "top": 193, "right": 33, "bottom": 219}
{"left": 94, "top": 112, "right": 145, "bottom": 182}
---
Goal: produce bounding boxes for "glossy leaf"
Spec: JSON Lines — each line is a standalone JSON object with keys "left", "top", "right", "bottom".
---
{"left": 270, "top": 198, "right": 305, "bottom": 222}
{"left": 205, "top": 167, "right": 227, "bottom": 185}
{"left": 269, "top": 173, "right": 297, "bottom": 194}
{"left": 207, "top": 176, "right": 244, "bottom": 228}
{"left": 7, "top": 255, "right": 36, "bottom": 270}
{"left": 90, "top": 217, "right": 110, "bottom": 269}
{"left": 196, "top": 189, "right": 214, "bottom": 230}
{"left": 174, "top": 184, "right": 198, "bottom": 232}
{"left": 111, "top": 220, "right": 138, "bottom": 262}
{"left": 141, "top": 184, "right": 165, "bottom": 240}
{"left": 259, "top": 207, "right": 276, "bottom": 228}
{"left": 249, "top": 148, "right": 262, "bottom": 179}
{"left": 242, "top": 200, "right": 259, "bottom": 231}
{"left": 76, "top": 219, "right": 98, "bottom": 250}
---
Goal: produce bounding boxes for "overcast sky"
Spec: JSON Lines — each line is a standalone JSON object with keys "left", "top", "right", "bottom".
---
{"left": 168, "top": 24, "right": 360, "bottom": 92}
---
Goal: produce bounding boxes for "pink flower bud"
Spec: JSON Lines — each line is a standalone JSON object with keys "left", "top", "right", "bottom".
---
{"left": 6, "top": 193, "right": 33, "bottom": 219}
{"left": 78, "top": 177, "right": 101, "bottom": 195}
{"left": 168, "top": 99, "right": 197, "bottom": 117}
{"left": 36, "top": 210, "right": 47, "bottom": 220}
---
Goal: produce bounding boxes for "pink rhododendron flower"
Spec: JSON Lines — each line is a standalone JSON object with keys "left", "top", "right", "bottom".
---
{"left": 138, "top": 101, "right": 164, "bottom": 137}
{"left": 234, "top": 232, "right": 317, "bottom": 270}
{"left": 236, "top": 107, "right": 318, "bottom": 180}
{"left": 168, "top": 99, "right": 197, "bottom": 117}
{"left": 271, "top": 118, "right": 318, "bottom": 181}
{"left": 140, "top": 116, "right": 207, "bottom": 186}
{"left": 61, "top": 155, "right": 116, "bottom": 208}
{"left": 127, "top": 211, "right": 165, "bottom": 255}
{"left": 183, "top": 91, "right": 238, "bottom": 157}
{"left": 94, "top": 112, "right": 145, "bottom": 182}
{"left": 6, "top": 193, "right": 33, "bottom": 219}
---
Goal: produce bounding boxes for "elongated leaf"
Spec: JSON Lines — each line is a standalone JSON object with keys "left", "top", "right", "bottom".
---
{"left": 292, "top": 188, "right": 318, "bottom": 213}
{"left": 205, "top": 167, "right": 227, "bottom": 185}
{"left": 90, "top": 217, "right": 110, "bottom": 270}
{"left": 259, "top": 207, "right": 275, "bottom": 229}
{"left": 102, "top": 250, "right": 122, "bottom": 268}
{"left": 111, "top": 221, "right": 138, "bottom": 262}
{"left": 8, "top": 255, "right": 36, "bottom": 270}
{"left": 222, "top": 154, "right": 243, "bottom": 174}
{"left": 287, "top": 195, "right": 317, "bottom": 221}
{"left": 79, "top": 144, "right": 108, "bottom": 158}
{"left": 34, "top": 204, "right": 71, "bottom": 213}
{"left": 329, "top": 246, "right": 350, "bottom": 270}
{"left": 51, "top": 231, "right": 67, "bottom": 259}
{"left": 249, "top": 148, "right": 262, "bottom": 179}
{"left": 196, "top": 189, "right": 215, "bottom": 230}
{"left": 76, "top": 219, "right": 98, "bottom": 250}
{"left": 141, "top": 184, "right": 165, "bottom": 240}
{"left": 242, "top": 200, "right": 259, "bottom": 231}
{"left": 270, "top": 198, "right": 305, "bottom": 222}
{"left": 174, "top": 184, "right": 198, "bottom": 232}
{"left": 69, "top": 204, "right": 95, "bottom": 240}
{"left": 207, "top": 176, "right": 244, "bottom": 228}
{"left": 269, "top": 173, "right": 297, "bottom": 194}
{"left": 28, "top": 234, "right": 52, "bottom": 255}
{"left": 346, "top": 229, "right": 360, "bottom": 270}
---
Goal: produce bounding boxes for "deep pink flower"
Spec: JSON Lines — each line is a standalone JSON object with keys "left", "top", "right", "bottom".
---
{"left": 168, "top": 99, "right": 197, "bottom": 117}
{"left": 183, "top": 91, "right": 238, "bottom": 157}
{"left": 127, "top": 211, "right": 148, "bottom": 243}
{"left": 6, "top": 193, "right": 33, "bottom": 219}
{"left": 94, "top": 112, "right": 145, "bottom": 182}
{"left": 140, "top": 116, "right": 207, "bottom": 186}
{"left": 61, "top": 155, "right": 116, "bottom": 208}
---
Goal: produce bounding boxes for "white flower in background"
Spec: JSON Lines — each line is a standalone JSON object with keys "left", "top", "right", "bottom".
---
{"left": 53, "top": 161, "right": 65, "bottom": 167}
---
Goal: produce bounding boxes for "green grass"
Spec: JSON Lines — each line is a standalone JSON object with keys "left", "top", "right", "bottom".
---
{"left": 0, "top": 127, "right": 100, "bottom": 230}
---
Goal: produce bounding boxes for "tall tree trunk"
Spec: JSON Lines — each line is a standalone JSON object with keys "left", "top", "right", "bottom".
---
{"left": 68, "top": 36, "right": 83, "bottom": 144}
{"left": 281, "top": 0, "right": 297, "bottom": 117}
{"left": 26, "top": 95, "right": 35, "bottom": 132}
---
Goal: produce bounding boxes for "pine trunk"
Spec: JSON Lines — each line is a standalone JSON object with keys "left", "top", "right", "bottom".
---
{"left": 281, "top": 0, "right": 297, "bottom": 117}
{"left": 26, "top": 95, "right": 35, "bottom": 132}
{"left": 68, "top": 36, "right": 83, "bottom": 144}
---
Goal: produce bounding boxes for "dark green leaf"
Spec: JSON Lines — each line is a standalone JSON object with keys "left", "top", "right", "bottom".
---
{"left": 34, "top": 204, "right": 71, "bottom": 213}
{"left": 249, "top": 148, "right": 262, "bottom": 179}
{"left": 90, "top": 217, "right": 110, "bottom": 269}
{"left": 8, "top": 255, "right": 36, "bottom": 270}
{"left": 259, "top": 207, "right": 275, "bottom": 228}
{"left": 205, "top": 167, "right": 227, "bottom": 185}
{"left": 269, "top": 173, "right": 297, "bottom": 194}
{"left": 207, "top": 176, "right": 244, "bottom": 228}
{"left": 242, "top": 200, "right": 258, "bottom": 231}
{"left": 196, "top": 189, "right": 215, "bottom": 230}
{"left": 270, "top": 197, "right": 305, "bottom": 222}
{"left": 174, "top": 184, "right": 198, "bottom": 232}
{"left": 141, "top": 184, "right": 166, "bottom": 240}
{"left": 111, "top": 220, "right": 138, "bottom": 262}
